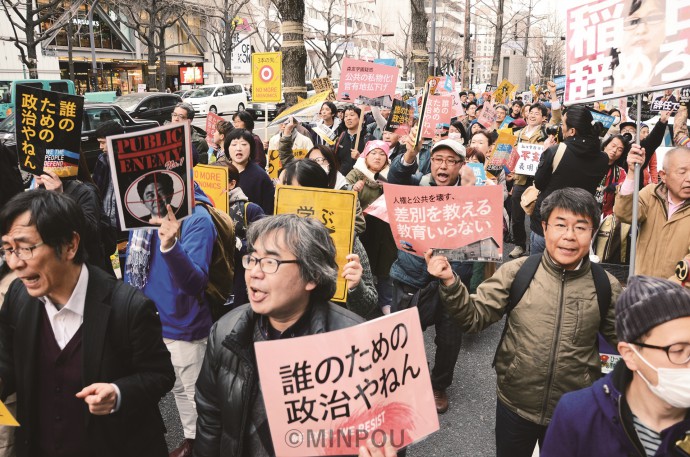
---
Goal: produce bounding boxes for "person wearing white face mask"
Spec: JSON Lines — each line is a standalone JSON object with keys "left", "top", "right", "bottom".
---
{"left": 542, "top": 275, "right": 690, "bottom": 457}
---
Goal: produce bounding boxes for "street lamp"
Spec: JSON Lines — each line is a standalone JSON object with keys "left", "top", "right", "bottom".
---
{"left": 343, "top": 0, "right": 376, "bottom": 57}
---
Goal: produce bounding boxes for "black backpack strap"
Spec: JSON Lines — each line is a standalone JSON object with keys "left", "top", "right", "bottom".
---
{"left": 590, "top": 263, "right": 612, "bottom": 322}
{"left": 492, "top": 254, "right": 543, "bottom": 367}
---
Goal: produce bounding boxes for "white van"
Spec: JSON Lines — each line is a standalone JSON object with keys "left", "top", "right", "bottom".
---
{"left": 183, "top": 83, "right": 248, "bottom": 116}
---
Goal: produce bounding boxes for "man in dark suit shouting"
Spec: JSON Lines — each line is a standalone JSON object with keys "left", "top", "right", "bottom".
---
{"left": 0, "top": 189, "right": 175, "bottom": 457}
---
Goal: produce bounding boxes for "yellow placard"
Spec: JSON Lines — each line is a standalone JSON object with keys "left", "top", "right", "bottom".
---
{"left": 252, "top": 52, "right": 282, "bottom": 103}
{"left": 311, "top": 77, "right": 337, "bottom": 101}
{"left": 0, "top": 400, "right": 19, "bottom": 427}
{"left": 271, "top": 91, "right": 332, "bottom": 125}
{"left": 493, "top": 79, "right": 516, "bottom": 105}
{"left": 274, "top": 185, "right": 357, "bottom": 303}
{"left": 193, "top": 164, "right": 229, "bottom": 214}
{"left": 267, "top": 148, "right": 310, "bottom": 180}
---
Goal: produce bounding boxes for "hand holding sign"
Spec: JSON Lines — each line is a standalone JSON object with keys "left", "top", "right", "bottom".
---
{"left": 626, "top": 144, "right": 646, "bottom": 173}
{"left": 358, "top": 439, "right": 398, "bottom": 457}
{"left": 342, "top": 253, "right": 363, "bottom": 290}
{"left": 35, "top": 170, "right": 64, "bottom": 193}
{"left": 424, "top": 250, "right": 455, "bottom": 286}
{"left": 151, "top": 204, "right": 181, "bottom": 251}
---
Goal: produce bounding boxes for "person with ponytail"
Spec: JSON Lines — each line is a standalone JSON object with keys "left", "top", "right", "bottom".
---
{"left": 529, "top": 105, "right": 609, "bottom": 255}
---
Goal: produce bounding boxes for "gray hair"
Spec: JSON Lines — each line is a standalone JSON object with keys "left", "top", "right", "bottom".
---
{"left": 495, "top": 104, "right": 509, "bottom": 113}
{"left": 662, "top": 146, "right": 690, "bottom": 172}
{"left": 246, "top": 214, "right": 338, "bottom": 302}
{"left": 175, "top": 102, "right": 195, "bottom": 121}
{"left": 540, "top": 188, "right": 600, "bottom": 228}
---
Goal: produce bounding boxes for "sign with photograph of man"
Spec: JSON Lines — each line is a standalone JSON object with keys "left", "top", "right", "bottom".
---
{"left": 107, "top": 123, "right": 194, "bottom": 230}
{"left": 566, "top": 0, "right": 690, "bottom": 103}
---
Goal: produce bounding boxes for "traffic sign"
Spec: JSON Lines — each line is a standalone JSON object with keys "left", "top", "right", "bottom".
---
{"left": 252, "top": 52, "right": 282, "bottom": 103}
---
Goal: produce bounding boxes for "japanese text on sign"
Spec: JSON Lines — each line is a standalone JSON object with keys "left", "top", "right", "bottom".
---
{"left": 383, "top": 184, "right": 504, "bottom": 260}
{"left": 420, "top": 95, "right": 453, "bottom": 139}
{"left": 514, "top": 143, "right": 545, "bottom": 176}
{"left": 338, "top": 58, "right": 399, "bottom": 102}
{"left": 255, "top": 309, "right": 439, "bottom": 456}
{"left": 566, "top": 0, "right": 690, "bottom": 103}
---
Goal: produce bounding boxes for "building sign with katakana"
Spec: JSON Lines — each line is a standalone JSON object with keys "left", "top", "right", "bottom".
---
{"left": 383, "top": 183, "right": 503, "bottom": 261}
{"left": 274, "top": 185, "right": 357, "bottom": 303}
{"left": 565, "top": 0, "right": 690, "bottom": 103}
{"left": 15, "top": 85, "right": 84, "bottom": 177}
{"left": 255, "top": 308, "right": 439, "bottom": 456}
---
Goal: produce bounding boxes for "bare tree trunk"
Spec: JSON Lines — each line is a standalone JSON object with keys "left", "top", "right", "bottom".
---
{"left": 490, "top": 0, "right": 504, "bottom": 85}
{"left": 146, "top": 28, "right": 157, "bottom": 89}
{"left": 410, "top": 0, "right": 428, "bottom": 90}
{"left": 272, "top": 0, "right": 307, "bottom": 105}
{"left": 462, "top": 0, "right": 471, "bottom": 89}
{"left": 158, "top": 32, "right": 167, "bottom": 91}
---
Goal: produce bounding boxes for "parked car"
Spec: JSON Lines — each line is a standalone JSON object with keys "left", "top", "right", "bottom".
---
{"left": 0, "top": 103, "right": 159, "bottom": 174}
{"left": 114, "top": 92, "right": 182, "bottom": 126}
{"left": 174, "top": 89, "right": 193, "bottom": 98}
{"left": 182, "top": 83, "right": 247, "bottom": 116}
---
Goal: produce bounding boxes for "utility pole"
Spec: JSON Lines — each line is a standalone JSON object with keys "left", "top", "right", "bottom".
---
{"left": 428, "top": 0, "right": 437, "bottom": 77}
{"left": 523, "top": 0, "right": 532, "bottom": 57}
{"left": 462, "top": 0, "right": 471, "bottom": 89}
{"left": 88, "top": 0, "right": 100, "bottom": 92}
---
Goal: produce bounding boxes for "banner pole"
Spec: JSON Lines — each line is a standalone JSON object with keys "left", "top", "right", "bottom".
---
{"left": 629, "top": 93, "right": 642, "bottom": 278}
{"left": 265, "top": 102, "right": 269, "bottom": 153}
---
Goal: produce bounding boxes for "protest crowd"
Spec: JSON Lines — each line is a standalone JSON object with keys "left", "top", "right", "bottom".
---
{"left": 2, "top": 1, "right": 690, "bottom": 456}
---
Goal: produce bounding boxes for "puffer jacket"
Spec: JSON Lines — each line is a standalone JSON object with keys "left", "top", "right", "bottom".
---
{"left": 345, "top": 159, "right": 389, "bottom": 210}
{"left": 438, "top": 252, "right": 622, "bottom": 426}
{"left": 194, "top": 301, "right": 364, "bottom": 457}
{"left": 542, "top": 360, "right": 690, "bottom": 457}
{"left": 614, "top": 182, "right": 690, "bottom": 279}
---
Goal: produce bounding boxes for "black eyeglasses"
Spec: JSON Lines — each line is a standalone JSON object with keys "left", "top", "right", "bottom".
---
{"left": 0, "top": 242, "right": 45, "bottom": 261}
{"left": 634, "top": 342, "right": 690, "bottom": 365}
{"left": 242, "top": 254, "right": 299, "bottom": 274}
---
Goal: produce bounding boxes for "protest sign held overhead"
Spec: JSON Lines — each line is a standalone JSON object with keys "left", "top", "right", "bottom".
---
{"left": 383, "top": 184, "right": 504, "bottom": 261}
{"left": 312, "top": 77, "right": 337, "bottom": 101}
{"left": 565, "top": 0, "right": 690, "bottom": 103}
{"left": 107, "top": 122, "right": 193, "bottom": 230}
{"left": 338, "top": 58, "right": 399, "bottom": 103}
{"left": 15, "top": 85, "right": 84, "bottom": 177}
{"left": 477, "top": 101, "right": 497, "bottom": 130}
{"left": 420, "top": 94, "right": 453, "bottom": 139}
{"left": 270, "top": 90, "right": 332, "bottom": 126}
{"left": 193, "top": 164, "right": 228, "bottom": 213}
{"left": 493, "top": 79, "right": 516, "bottom": 105}
{"left": 385, "top": 99, "right": 414, "bottom": 136}
{"left": 274, "top": 185, "right": 357, "bottom": 303}
{"left": 205, "top": 111, "right": 224, "bottom": 147}
{"left": 252, "top": 52, "right": 282, "bottom": 103}
{"left": 255, "top": 308, "right": 439, "bottom": 456}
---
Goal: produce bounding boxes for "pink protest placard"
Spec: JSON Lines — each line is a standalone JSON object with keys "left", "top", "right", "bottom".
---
{"left": 255, "top": 308, "right": 439, "bottom": 456}
{"left": 383, "top": 183, "right": 504, "bottom": 260}
{"left": 338, "top": 58, "right": 399, "bottom": 103}
{"left": 363, "top": 195, "right": 389, "bottom": 223}
{"left": 205, "top": 111, "right": 224, "bottom": 146}
{"left": 514, "top": 143, "right": 545, "bottom": 176}
{"left": 420, "top": 94, "right": 453, "bottom": 139}
{"left": 565, "top": 0, "right": 690, "bottom": 104}
{"left": 477, "top": 101, "right": 497, "bottom": 130}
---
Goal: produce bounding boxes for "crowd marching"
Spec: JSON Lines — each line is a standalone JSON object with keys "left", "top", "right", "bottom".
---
{"left": 2, "top": 35, "right": 690, "bottom": 457}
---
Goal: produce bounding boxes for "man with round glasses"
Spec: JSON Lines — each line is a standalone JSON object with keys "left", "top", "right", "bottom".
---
{"left": 194, "top": 214, "right": 363, "bottom": 455}
{"left": 542, "top": 275, "right": 690, "bottom": 456}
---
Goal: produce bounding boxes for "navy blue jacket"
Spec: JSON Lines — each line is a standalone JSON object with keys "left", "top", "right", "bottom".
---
{"left": 542, "top": 361, "right": 690, "bottom": 457}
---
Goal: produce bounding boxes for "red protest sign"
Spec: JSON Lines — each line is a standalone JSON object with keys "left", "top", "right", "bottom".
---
{"left": 383, "top": 184, "right": 504, "bottom": 260}
{"left": 565, "top": 0, "right": 690, "bottom": 103}
{"left": 338, "top": 58, "right": 399, "bottom": 103}
{"left": 205, "top": 112, "right": 224, "bottom": 147}
{"left": 477, "top": 101, "right": 497, "bottom": 130}
{"left": 420, "top": 94, "right": 454, "bottom": 139}
{"left": 255, "top": 309, "right": 439, "bottom": 456}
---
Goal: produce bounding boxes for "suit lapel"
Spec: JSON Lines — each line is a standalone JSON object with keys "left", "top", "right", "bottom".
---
{"left": 81, "top": 266, "right": 112, "bottom": 386}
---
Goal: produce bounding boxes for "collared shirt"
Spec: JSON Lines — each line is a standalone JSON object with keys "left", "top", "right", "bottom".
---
{"left": 40, "top": 265, "right": 88, "bottom": 350}
{"left": 258, "top": 305, "right": 312, "bottom": 340}
{"left": 620, "top": 179, "right": 686, "bottom": 219}
{"left": 38, "top": 265, "right": 121, "bottom": 412}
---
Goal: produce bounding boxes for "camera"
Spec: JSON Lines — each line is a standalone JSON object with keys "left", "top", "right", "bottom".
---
{"left": 622, "top": 132, "right": 633, "bottom": 143}
{"left": 545, "top": 125, "right": 560, "bottom": 136}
